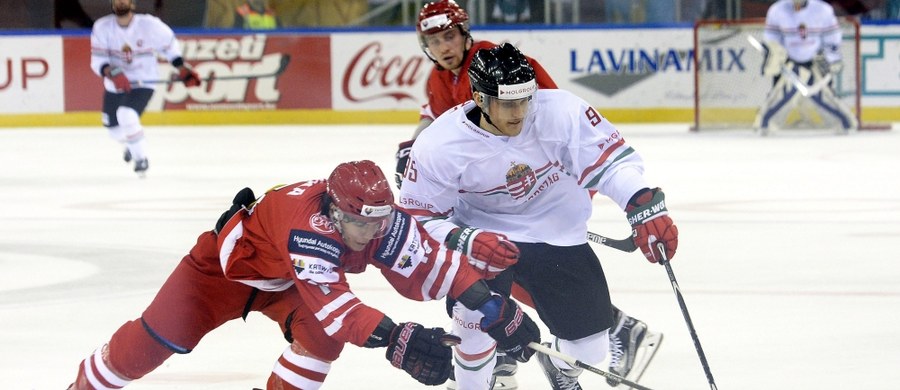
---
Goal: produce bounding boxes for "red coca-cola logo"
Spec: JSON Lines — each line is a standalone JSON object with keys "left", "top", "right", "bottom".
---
{"left": 342, "top": 42, "right": 426, "bottom": 103}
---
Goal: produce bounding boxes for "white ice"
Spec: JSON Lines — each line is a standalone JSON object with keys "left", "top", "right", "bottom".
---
{"left": 1, "top": 123, "right": 899, "bottom": 390}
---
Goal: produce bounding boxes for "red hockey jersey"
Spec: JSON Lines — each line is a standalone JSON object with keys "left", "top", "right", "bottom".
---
{"left": 216, "top": 180, "right": 482, "bottom": 347}
{"left": 421, "top": 40, "right": 558, "bottom": 121}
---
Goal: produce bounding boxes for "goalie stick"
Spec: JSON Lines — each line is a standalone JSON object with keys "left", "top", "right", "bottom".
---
{"left": 528, "top": 342, "right": 656, "bottom": 390}
{"left": 131, "top": 54, "right": 291, "bottom": 86}
{"left": 746, "top": 35, "right": 832, "bottom": 97}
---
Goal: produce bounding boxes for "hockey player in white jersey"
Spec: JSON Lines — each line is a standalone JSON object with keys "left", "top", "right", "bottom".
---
{"left": 755, "top": 0, "right": 857, "bottom": 133}
{"left": 397, "top": 43, "right": 678, "bottom": 390}
{"left": 91, "top": 0, "right": 200, "bottom": 176}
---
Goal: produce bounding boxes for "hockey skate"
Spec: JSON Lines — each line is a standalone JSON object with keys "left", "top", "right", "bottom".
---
{"left": 134, "top": 158, "right": 149, "bottom": 177}
{"left": 607, "top": 314, "right": 663, "bottom": 388}
{"left": 446, "top": 352, "right": 518, "bottom": 390}
{"left": 123, "top": 148, "right": 132, "bottom": 163}
{"left": 537, "top": 343, "right": 583, "bottom": 390}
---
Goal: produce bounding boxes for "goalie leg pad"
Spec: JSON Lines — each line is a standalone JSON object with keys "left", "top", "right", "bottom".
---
{"left": 759, "top": 86, "right": 799, "bottom": 129}
{"left": 809, "top": 92, "right": 857, "bottom": 130}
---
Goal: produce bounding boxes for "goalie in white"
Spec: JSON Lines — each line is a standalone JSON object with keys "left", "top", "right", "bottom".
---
{"left": 753, "top": 0, "right": 857, "bottom": 134}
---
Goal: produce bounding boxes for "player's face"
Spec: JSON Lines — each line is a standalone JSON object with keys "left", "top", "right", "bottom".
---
{"left": 483, "top": 95, "right": 532, "bottom": 136}
{"left": 112, "top": 0, "right": 134, "bottom": 16}
{"left": 424, "top": 28, "right": 468, "bottom": 72}
{"left": 334, "top": 209, "right": 391, "bottom": 251}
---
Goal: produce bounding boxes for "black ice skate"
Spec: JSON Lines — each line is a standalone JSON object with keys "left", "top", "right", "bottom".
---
{"left": 446, "top": 352, "right": 518, "bottom": 390}
{"left": 492, "top": 351, "right": 518, "bottom": 389}
{"left": 607, "top": 313, "right": 663, "bottom": 388}
{"left": 134, "top": 158, "right": 149, "bottom": 177}
{"left": 123, "top": 148, "right": 132, "bottom": 163}
{"left": 537, "top": 343, "right": 583, "bottom": 390}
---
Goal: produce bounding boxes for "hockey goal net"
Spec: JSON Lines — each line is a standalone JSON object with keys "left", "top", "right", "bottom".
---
{"left": 693, "top": 17, "right": 861, "bottom": 131}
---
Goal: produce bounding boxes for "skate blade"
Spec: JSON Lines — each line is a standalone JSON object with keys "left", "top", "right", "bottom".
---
{"left": 621, "top": 332, "right": 664, "bottom": 389}
{"left": 493, "top": 375, "right": 517, "bottom": 390}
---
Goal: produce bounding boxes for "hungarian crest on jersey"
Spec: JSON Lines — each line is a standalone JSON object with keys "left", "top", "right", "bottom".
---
{"left": 505, "top": 162, "right": 537, "bottom": 199}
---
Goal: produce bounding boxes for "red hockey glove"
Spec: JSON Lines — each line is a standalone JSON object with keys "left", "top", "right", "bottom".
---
{"left": 479, "top": 295, "right": 541, "bottom": 363}
{"left": 386, "top": 322, "right": 460, "bottom": 386}
{"left": 626, "top": 188, "right": 678, "bottom": 263}
{"left": 176, "top": 66, "right": 201, "bottom": 87}
{"left": 106, "top": 67, "right": 131, "bottom": 93}
{"left": 394, "top": 140, "right": 413, "bottom": 189}
{"left": 447, "top": 227, "right": 519, "bottom": 279}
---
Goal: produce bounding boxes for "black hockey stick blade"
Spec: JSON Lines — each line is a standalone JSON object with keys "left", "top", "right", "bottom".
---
{"left": 131, "top": 54, "right": 291, "bottom": 85}
{"left": 528, "top": 342, "right": 655, "bottom": 390}
{"left": 586, "top": 231, "right": 637, "bottom": 252}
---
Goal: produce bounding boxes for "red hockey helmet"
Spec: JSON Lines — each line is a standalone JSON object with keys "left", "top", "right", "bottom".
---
{"left": 327, "top": 160, "right": 394, "bottom": 222}
{"left": 416, "top": 0, "right": 471, "bottom": 54}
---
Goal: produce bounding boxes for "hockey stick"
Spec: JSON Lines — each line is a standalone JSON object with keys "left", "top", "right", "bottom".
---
{"left": 131, "top": 55, "right": 291, "bottom": 86}
{"left": 586, "top": 231, "right": 637, "bottom": 252}
{"left": 656, "top": 243, "right": 719, "bottom": 390}
{"left": 746, "top": 35, "right": 831, "bottom": 97}
{"left": 587, "top": 231, "right": 719, "bottom": 389}
{"left": 528, "top": 342, "right": 655, "bottom": 390}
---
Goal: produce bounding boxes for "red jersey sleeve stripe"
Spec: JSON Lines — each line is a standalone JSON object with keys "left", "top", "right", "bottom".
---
{"left": 578, "top": 138, "right": 625, "bottom": 186}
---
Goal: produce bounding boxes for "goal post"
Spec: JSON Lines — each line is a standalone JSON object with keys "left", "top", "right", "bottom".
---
{"left": 692, "top": 17, "right": 863, "bottom": 131}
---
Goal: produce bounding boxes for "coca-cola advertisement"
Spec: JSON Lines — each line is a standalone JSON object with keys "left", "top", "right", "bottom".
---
{"left": 330, "top": 33, "right": 429, "bottom": 110}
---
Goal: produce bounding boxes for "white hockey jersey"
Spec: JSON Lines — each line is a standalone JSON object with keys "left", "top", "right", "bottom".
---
{"left": 764, "top": 0, "right": 842, "bottom": 64}
{"left": 398, "top": 89, "right": 650, "bottom": 246}
{"left": 90, "top": 13, "right": 183, "bottom": 91}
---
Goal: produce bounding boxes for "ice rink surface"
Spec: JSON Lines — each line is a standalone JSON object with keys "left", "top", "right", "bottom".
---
{"left": 1, "top": 123, "right": 899, "bottom": 390}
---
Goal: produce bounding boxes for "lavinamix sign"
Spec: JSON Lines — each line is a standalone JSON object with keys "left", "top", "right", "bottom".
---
{"left": 1, "top": 25, "right": 897, "bottom": 125}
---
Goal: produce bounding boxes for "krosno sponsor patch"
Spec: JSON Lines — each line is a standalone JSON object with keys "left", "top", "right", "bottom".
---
{"left": 420, "top": 14, "right": 451, "bottom": 31}
{"left": 361, "top": 204, "right": 393, "bottom": 218}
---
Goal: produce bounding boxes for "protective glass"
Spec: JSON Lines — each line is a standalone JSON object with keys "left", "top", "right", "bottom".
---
{"left": 332, "top": 207, "right": 396, "bottom": 239}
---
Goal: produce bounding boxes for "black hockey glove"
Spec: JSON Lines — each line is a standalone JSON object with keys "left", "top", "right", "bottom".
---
{"left": 479, "top": 295, "right": 540, "bottom": 362}
{"left": 214, "top": 187, "right": 255, "bottom": 233}
{"left": 385, "top": 322, "right": 461, "bottom": 386}
{"left": 394, "top": 140, "right": 413, "bottom": 189}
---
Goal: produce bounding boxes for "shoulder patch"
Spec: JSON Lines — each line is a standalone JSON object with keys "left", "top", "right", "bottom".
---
{"left": 373, "top": 212, "right": 412, "bottom": 267}
{"left": 288, "top": 229, "right": 342, "bottom": 266}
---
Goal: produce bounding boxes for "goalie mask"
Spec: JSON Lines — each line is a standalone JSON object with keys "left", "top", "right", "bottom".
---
{"left": 416, "top": 0, "right": 472, "bottom": 66}
{"left": 326, "top": 160, "right": 396, "bottom": 246}
{"left": 468, "top": 43, "right": 537, "bottom": 134}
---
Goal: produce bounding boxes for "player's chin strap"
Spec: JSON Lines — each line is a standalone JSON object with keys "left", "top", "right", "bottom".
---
{"left": 587, "top": 231, "right": 719, "bottom": 390}
{"left": 527, "top": 342, "right": 655, "bottom": 390}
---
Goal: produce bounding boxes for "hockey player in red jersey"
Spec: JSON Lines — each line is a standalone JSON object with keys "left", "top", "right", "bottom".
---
{"left": 68, "top": 160, "right": 540, "bottom": 390}
{"left": 393, "top": 0, "right": 556, "bottom": 190}
{"left": 395, "top": 1, "right": 664, "bottom": 389}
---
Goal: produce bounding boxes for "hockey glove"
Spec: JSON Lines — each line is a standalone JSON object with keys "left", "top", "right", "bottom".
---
{"left": 106, "top": 67, "right": 131, "bottom": 93}
{"left": 176, "top": 65, "right": 201, "bottom": 87}
{"left": 214, "top": 187, "right": 256, "bottom": 233}
{"left": 479, "top": 295, "right": 540, "bottom": 362}
{"left": 626, "top": 187, "right": 678, "bottom": 263}
{"left": 386, "top": 322, "right": 460, "bottom": 386}
{"left": 394, "top": 140, "right": 414, "bottom": 189}
{"left": 447, "top": 227, "right": 519, "bottom": 279}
